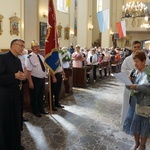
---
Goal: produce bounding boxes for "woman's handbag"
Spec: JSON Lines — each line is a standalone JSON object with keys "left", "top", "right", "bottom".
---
{"left": 135, "top": 104, "right": 150, "bottom": 118}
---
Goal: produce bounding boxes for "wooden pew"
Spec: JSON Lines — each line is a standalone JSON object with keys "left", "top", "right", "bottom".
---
{"left": 99, "top": 61, "right": 110, "bottom": 77}
{"left": 73, "top": 66, "right": 93, "bottom": 88}
{"left": 110, "top": 61, "right": 119, "bottom": 73}
{"left": 23, "top": 82, "right": 32, "bottom": 112}
{"left": 63, "top": 68, "right": 73, "bottom": 94}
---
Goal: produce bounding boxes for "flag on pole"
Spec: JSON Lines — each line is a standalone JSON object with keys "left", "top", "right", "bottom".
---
{"left": 66, "top": 0, "right": 70, "bottom": 7}
{"left": 116, "top": 20, "right": 126, "bottom": 38}
{"left": 45, "top": 0, "right": 60, "bottom": 74}
{"left": 97, "top": 9, "right": 109, "bottom": 32}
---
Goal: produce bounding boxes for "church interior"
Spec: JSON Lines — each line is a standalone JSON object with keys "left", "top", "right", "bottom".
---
{"left": 1, "top": 0, "right": 150, "bottom": 149}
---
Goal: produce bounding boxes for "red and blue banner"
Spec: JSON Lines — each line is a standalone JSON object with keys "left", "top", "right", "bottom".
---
{"left": 45, "top": 0, "right": 60, "bottom": 74}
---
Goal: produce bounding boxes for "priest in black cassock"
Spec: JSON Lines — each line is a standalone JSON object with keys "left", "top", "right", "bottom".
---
{"left": 0, "top": 39, "right": 26, "bottom": 150}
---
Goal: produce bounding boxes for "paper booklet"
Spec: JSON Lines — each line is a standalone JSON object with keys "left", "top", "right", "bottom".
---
{"left": 113, "top": 72, "right": 132, "bottom": 85}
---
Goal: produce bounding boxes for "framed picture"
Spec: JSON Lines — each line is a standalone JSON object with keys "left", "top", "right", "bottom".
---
{"left": 56, "top": 23, "right": 62, "bottom": 38}
{"left": 0, "top": 14, "right": 4, "bottom": 35}
{"left": 64, "top": 27, "right": 70, "bottom": 40}
{"left": 39, "top": 22, "right": 47, "bottom": 49}
{"left": 9, "top": 14, "right": 20, "bottom": 36}
{"left": 124, "top": 35, "right": 131, "bottom": 47}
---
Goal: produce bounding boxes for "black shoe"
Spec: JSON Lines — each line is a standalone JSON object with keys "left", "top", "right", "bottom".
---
{"left": 20, "top": 145, "right": 25, "bottom": 150}
{"left": 23, "top": 117, "right": 28, "bottom": 122}
{"left": 52, "top": 107, "right": 57, "bottom": 111}
{"left": 33, "top": 113, "right": 41, "bottom": 117}
{"left": 55, "top": 103, "right": 64, "bottom": 108}
{"left": 40, "top": 110, "right": 49, "bottom": 114}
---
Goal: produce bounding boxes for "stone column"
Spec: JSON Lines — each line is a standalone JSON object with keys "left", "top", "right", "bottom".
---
{"left": 77, "top": 0, "right": 93, "bottom": 48}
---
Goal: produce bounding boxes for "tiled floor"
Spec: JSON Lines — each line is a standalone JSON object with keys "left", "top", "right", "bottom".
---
{"left": 21, "top": 76, "right": 150, "bottom": 150}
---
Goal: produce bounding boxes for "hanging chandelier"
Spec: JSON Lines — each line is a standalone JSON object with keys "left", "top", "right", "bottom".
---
{"left": 141, "top": 16, "right": 150, "bottom": 28}
{"left": 122, "top": 1, "right": 148, "bottom": 18}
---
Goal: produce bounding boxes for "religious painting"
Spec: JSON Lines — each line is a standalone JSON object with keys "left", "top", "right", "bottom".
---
{"left": 9, "top": 14, "right": 20, "bottom": 36}
{"left": 0, "top": 14, "right": 4, "bottom": 35}
{"left": 64, "top": 27, "right": 70, "bottom": 40}
{"left": 124, "top": 35, "right": 131, "bottom": 47}
{"left": 56, "top": 23, "right": 62, "bottom": 38}
{"left": 39, "top": 22, "right": 47, "bottom": 49}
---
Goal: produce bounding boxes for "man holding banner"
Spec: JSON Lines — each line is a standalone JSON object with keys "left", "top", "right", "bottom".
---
{"left": 45, "top": 0, "right": 65, "bottom": 112}
{"left": 50, "top": 54, "right": 66, "bottom": 111}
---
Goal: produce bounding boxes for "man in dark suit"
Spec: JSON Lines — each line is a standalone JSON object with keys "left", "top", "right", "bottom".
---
{"left": 0, "top": 39, "right": 26, "bottom": 150}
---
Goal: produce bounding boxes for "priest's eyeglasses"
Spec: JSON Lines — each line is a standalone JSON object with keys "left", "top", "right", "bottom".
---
{"left": 15, "top": 43, "right": 25, "bottom": 49}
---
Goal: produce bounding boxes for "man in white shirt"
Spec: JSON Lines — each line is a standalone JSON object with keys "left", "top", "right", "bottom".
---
{"left": 25, "top": 40, "right": 48, "bottom": 117}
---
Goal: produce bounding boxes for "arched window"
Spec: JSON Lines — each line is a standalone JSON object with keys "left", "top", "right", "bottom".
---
{"left": 97, "top": 0, "right": 102, "bottom": 12}
{"left": 57, "top": 0, "right": 68, "bottom": 13}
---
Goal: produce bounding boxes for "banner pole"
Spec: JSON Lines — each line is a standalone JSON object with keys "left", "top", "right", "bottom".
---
{"left": 48, "top": 71, "right": 52, "bottom": 115}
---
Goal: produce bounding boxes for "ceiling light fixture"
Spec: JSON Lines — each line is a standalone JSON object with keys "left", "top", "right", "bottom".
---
{"left": 122, "top": 1, "right": 148, "bottom": 18}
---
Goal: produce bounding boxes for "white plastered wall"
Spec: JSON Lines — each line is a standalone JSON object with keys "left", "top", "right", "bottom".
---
{"left": 0, "top": 0, "right": 23, "bottom": 49}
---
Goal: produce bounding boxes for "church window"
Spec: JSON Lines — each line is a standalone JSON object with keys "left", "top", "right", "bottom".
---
{"left": 57, "top": 0, "right": 68, "bottom": 13}
{"left": 97, "top": 0, "right": 102, "bottom": 12}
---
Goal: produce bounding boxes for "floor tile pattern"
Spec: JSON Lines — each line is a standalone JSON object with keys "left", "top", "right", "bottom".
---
{"left": 22, "top": 76, "right": 150, "bottom": 150}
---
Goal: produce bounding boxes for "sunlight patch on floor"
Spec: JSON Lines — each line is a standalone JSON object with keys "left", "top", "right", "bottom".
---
{"left": 25, "top": 122, "right": 49, "bottom": 149}
{"left": 62, "top": 103, "right": 121, "bottom": 128}
{"left": 73, "top": 87, "right": 94, "bottom": 93}
{"left": 49, "top": 114, "right": 79, "bottom": 133}
{"left": 63, "top": 105, "right": 101, "bottom": 120}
